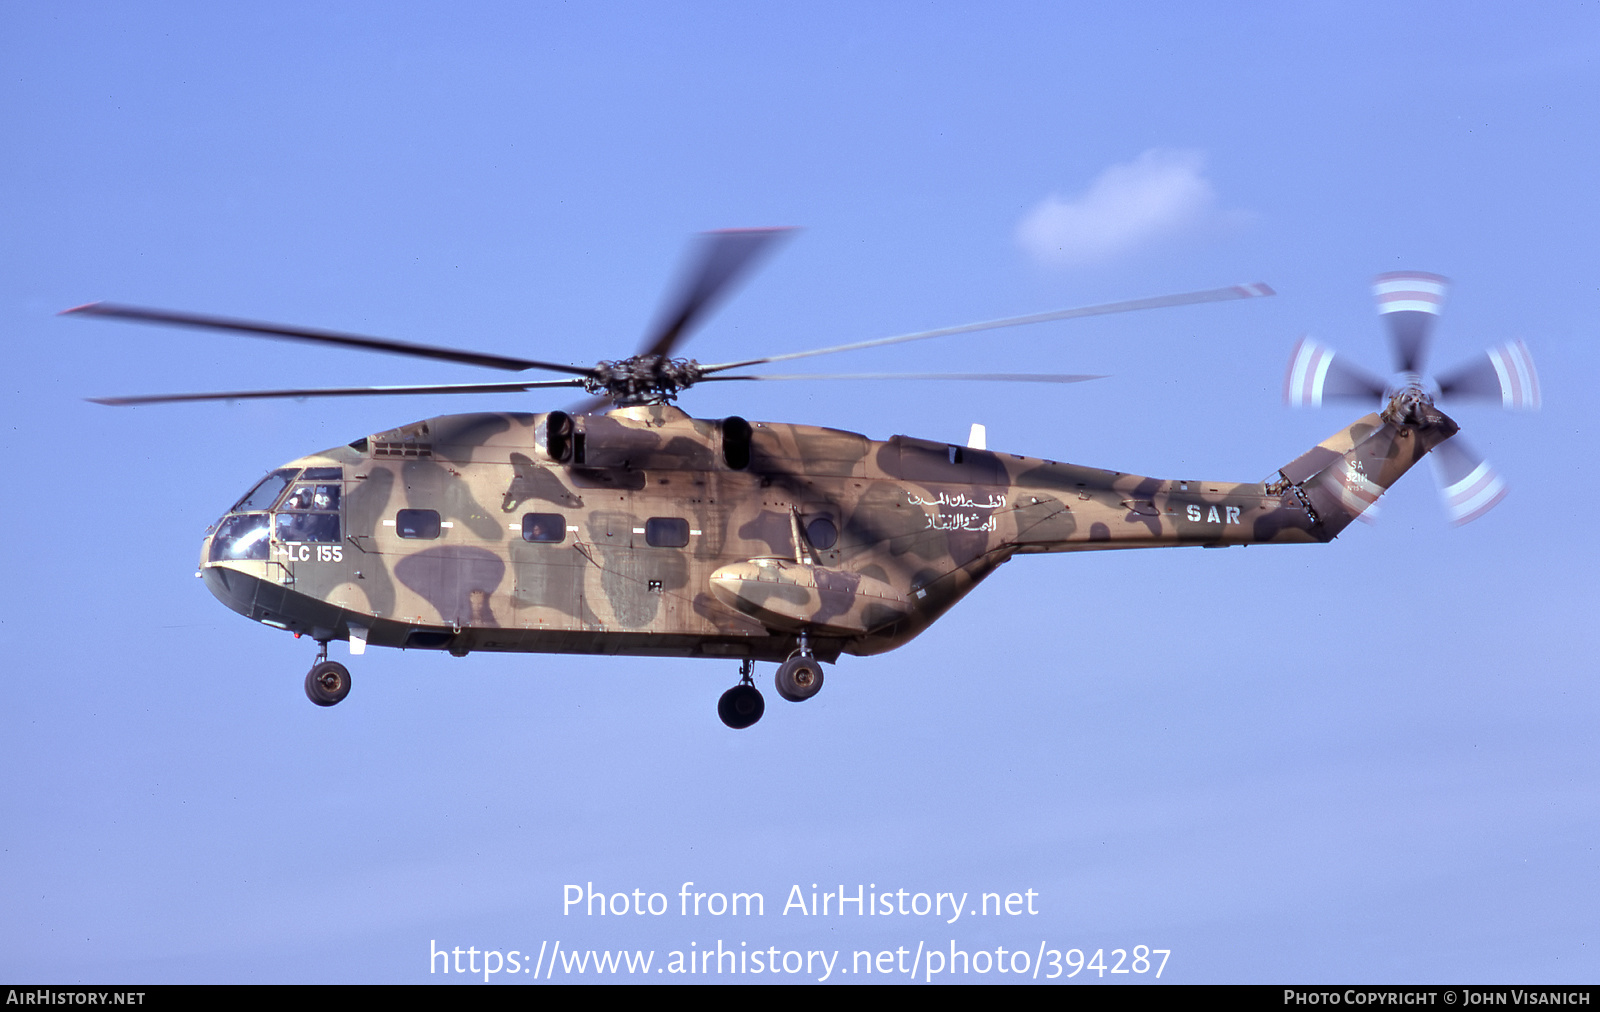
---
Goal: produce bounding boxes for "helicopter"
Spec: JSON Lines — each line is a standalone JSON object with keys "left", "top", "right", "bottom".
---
{"left": 68, "top": 230, "right": 1528, "bottom": 729}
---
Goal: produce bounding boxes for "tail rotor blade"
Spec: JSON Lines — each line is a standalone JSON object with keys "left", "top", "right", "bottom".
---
{"left": 1436, "top": 340, "right": 1541, "bottom": 409}
{"left": 1374, "top": 271, "right": 1448, "bottom": 375}
{"left": 1431, "top": 436, "right": 1508, "bottom": 525}
{"left": 1283, "top": 336, "right": 1388, "bottom": 406}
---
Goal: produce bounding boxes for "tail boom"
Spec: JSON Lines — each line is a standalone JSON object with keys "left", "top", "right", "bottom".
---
{"left": 1003, "top": 390, "right": 1459, "bottom": 553}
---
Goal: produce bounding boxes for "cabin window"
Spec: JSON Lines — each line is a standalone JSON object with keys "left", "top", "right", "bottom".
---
{"left": 522, "top": 513, "right": 565, "bottom": 543}
{"left": 805, "top": 516, "right": 838, "bottom": 550}
{"left": 644, "top": 517, "right": 690, "bottom": 548}
{"left": 396, "top": 509, "right": 442, "bottom": 540}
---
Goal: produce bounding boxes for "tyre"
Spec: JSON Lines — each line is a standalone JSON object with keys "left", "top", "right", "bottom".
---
{"left": 305, "top": 661, "right": 352, "bottom": 707}
{"left": 774, "top": 656, "right": 824, "bottom": 703}
{"left": 717, "top": 684, "right": 765, "bottom": 729}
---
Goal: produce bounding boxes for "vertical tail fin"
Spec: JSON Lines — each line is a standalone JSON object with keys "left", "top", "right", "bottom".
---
{"left": 1275, "top": 390, "right": 1459, "bottom": 540}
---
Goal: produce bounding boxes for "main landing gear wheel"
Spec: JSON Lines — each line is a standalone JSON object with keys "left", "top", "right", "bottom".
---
{"left": 305, "top": 660, "right": 351, "bottom": 707}
{"left": 718, "top": 659, "right": 764, "bottom": 729}
{"left": 718, "top": 684, "right": 764, "bottom": 729}
{"left": 775, "top": 655, "right": 824, "bottom": 702}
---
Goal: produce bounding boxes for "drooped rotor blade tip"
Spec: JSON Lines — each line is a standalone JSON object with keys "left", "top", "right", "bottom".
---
{"left": 702, "top": 281, "right": 1277, "bottom": 375}
{"left": 708, "top": 226, "right": 800, "bottom": 237}
{"left": 61, "top": 300, "right": 591, "bottom": 375}
{"left": 702, "top": 372, "right": 1107, "bottom": 384}
{"left": 84, "top": 377, "right": 590, "bottom": 406}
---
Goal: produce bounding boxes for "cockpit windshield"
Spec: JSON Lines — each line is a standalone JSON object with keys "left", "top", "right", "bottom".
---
{"left": 212, "top": 466, "right": 345, "bottom": 560}
{"left": 232, "top": 468, "right": 298, "bottom": 513}
{"left": 210, "top": 514, "right": 271, "bottom": 561}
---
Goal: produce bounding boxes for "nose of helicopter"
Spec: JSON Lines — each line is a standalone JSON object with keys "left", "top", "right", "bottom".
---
{"left": 198, "top": 460, "right": 355, "bottom": 637}
{"left": 199, "top": 509, "right": 271, "bottom": 623}
{"left": 196, "top": 466, "right": 298, "bottom": 624}
{"left": 198, "top": 551, "right": 256, "bottom": 616}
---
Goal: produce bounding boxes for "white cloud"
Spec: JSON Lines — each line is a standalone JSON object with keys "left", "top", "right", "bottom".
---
{"left": 1016, "top": 149, "right": 1220, "bottom": 267}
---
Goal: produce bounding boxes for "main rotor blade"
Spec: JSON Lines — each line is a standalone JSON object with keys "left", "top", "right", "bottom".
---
{"left": 87, "top": 378, "right": 587, "bottom": 406}
{"left": 701, "top": 372, "right": 1106, "bottom": 384}
{"left": 639, "top": 228, "right": 794, "bottom": 359}
{"left": 1283, "top": 336, "right": 1388, "bottom": 406}
{"left": 564, "top": 393, "right": 612, "bottom": 416}
{"left": 1431, "top": 436, "right": 1508, "bottom": 525}
{"left": 1436, "top": 340, "right": 1541, "bottom": 409}
{"left": 700, "top": 282, "right": 1275, "bottom": 373}
{"left": 63, "top": 302, "right": 594, "bottom": 376}
{"left": 1373, "top": 271, "right": 1448, "bottom": 375}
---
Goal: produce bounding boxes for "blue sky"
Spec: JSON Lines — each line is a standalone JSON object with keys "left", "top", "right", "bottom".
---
{"left": 3, "top": 2, "right": 1598, "bottom": 984}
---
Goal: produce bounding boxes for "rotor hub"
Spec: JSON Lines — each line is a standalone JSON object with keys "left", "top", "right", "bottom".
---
{"left": 586, "top": 355, "right": 705, "bottom": 406}
{"left": 1382, "top": 382, "right": 1452, "bottom": 432}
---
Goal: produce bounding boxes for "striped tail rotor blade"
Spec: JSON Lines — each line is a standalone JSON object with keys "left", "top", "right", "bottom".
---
{"left": 1374, "top": 271, "right": 1449, "bottom": 375}
{"left": 1431, "top": 437, "right": 1508, "bottom": 525}
{"left": 1283, "top": 336, "right": 1388, "bottom": 406}
{"left": 1436, "top": 340, "right": 1541, "bottom": 410}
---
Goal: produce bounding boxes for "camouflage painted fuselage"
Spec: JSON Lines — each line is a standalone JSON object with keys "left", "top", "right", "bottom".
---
{"left": 199, "top": 396, "right": 1458, "bottom": 663}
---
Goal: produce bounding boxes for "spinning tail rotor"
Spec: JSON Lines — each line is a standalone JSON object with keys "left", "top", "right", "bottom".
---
{"left": 1283, "top": 272, "right": 1539, "bottom": 525}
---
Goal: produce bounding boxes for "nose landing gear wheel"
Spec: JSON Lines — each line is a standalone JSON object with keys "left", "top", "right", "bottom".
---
{"left": 775, "top": 655, "right": 824, "bottom": 702}
{"left": 305, "top": 660, "right": 351, "bottom": 707}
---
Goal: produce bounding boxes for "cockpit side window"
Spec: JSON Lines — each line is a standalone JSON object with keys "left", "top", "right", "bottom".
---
{"left": 281, "top": 483, "right": 342, "bottom": 512}
{"left": 276, "top": 512, "right": 341, "bottom": 543}
{"left": 275, "top": 480, "right": 343, "bottom": 543}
